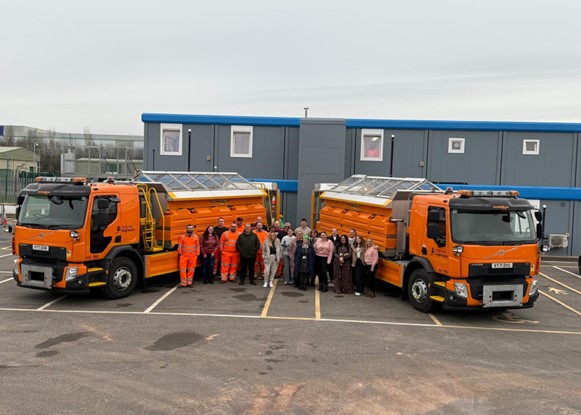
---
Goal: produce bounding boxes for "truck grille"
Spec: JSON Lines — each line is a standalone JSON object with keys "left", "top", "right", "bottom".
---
{"left": 19, "top": 244, "right": 67, "bottom": 262}
{"left": 469, "top": 263, "right": 530, "bottom": 277}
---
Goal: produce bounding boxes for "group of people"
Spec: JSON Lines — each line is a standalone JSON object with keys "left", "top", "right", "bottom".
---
{"left": 177, "top": 217, "right": 379, "bottom": 297}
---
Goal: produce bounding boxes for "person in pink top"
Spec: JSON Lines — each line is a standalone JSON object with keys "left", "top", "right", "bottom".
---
{"left": 313, "top": 231, "right": 334, "bottom": 292}
{"left": 363, "top": 238, "right": 379, "bottom": 298}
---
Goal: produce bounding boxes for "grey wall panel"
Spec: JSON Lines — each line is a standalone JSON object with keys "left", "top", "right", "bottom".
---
{"left": 572, "top": 201, "right": 581, "bottom": 256}
{"left": 281, "top": 192, "right": 297, "bottom": 228}
{"left": 501, "top": 132, "right": 576, "bottom": 186}
{"left": 183, "top": 124, "right": 214, "bottom": 172}
{"left": 143, "top": 123, "right": 159, "bottom": 170}
{"left": 542, "top": 200, "right": 574, "bottom": 256}
{"left": 345, "top": 129, "right": 356, "bottom": 177}
{"left": 574, "top": 133, "right": 581, "bottom": 187}
{"left": 285, "top": 127, "right": 300, "bottom": 180}
{"left": 392, "top": 130, "right": 428, "bottom": 178}
{"left": 427, "top": 130, "right": 501, "bottom": 184}
{"left": 297, "top": 119, "right": 346, "bottom": 222}
{"left": 215, "top": 126, "right": 285, "bottom": 178}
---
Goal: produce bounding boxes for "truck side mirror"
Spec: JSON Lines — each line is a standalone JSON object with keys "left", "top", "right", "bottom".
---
{"left": 534, "top": 211, "right": 542, "bottom": 222}
{"left": 536, "top": 223, "right": 543, "bottom": 240}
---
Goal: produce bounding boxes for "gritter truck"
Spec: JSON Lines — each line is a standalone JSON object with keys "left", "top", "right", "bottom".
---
{"left": 315, "top": 175, "right": 544, "bottom": 312}
{"left": 7, "top": 171, "right": 272, "bottom": 298}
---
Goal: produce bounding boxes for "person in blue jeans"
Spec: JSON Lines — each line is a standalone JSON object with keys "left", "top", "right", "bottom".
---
{"left": 201, "top": 226, "right": 219, "bottom": 284}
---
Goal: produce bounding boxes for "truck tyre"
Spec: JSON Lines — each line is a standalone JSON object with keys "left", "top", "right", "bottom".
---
{"left": 578, "top": 255, "right": 581, "bottom": 275}
{"left": 408, "top": 269, "right": 438, "bottom": 313}
{"left": 103, "top": 257, "right": 138, "bottom": 299}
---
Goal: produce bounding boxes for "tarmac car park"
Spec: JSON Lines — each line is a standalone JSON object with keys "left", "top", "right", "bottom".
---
{"left": 0, "top": 228, "right": 579, "bottom": 414}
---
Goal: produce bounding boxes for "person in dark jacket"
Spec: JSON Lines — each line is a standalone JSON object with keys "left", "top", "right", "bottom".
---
{"left": 294, "top": 235, "right": 315, "bottom": 291}
{"left": 236, "top": 224, "right": 260, "bottom": 285}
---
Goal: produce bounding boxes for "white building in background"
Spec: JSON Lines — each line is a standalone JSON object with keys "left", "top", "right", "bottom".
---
{"left": 0, "top": 147, "right": 38, "bottom": 177}
{"left": 0, "top": 125, "right": 143, "bottom": 149}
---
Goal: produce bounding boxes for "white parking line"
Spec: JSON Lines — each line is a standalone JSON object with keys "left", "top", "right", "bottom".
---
{"left": 428, "top": 313, "right": 442, "bottom": 326}
{"left": 539, "top": 290, "right": 581, "bottom": 317}
{"left": 0, "top": 253, "right": 14, "bottom": 258}
{"left": 37, "top": 295, "right": 68, "bottom": 311}
{"left": 143, "top": 284, "right": 179, "bottom": 313}
{"left": 540, "top": 272, "right": 581, "bottom": 295}
{"left": 553, "top": 266, "right": 581, "bottom": 280}
{"left": 0, "top": 307, "right": 579, "bottom": 335}
{"left": 0, "top": 278, "right": 13, "bottom": 284}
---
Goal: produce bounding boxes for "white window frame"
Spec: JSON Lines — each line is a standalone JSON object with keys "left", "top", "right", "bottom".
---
{"left": 159, "top": 124, "right": 182, "bottom": 156}
{"left": 360, "top": 129, "right": 384, "bottom": 161}
{"left": 230, "top": 126, "right": 253, "bottom": 158}
{"left": 448, "top": 137, "right": 465, "bottom": 154}
{"left": 522, "top": 139, "right": 540, "bottom": 155}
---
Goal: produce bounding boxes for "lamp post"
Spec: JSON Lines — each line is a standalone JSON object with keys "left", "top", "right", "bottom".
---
{"left": 33, "top": 142, "right": 39, "bottom": 173}
{"left": 187, "top": 129, "right": 192, "bottom": 172}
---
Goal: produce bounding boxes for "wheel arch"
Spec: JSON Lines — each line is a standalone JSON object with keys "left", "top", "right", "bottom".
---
{"left": 402, "top": 257, "right": 435, "bottom": 301}
{"left": 104, "top": 246, "right": 144, "bottom": 283}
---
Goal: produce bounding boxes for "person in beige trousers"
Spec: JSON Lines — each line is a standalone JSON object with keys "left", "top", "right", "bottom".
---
{"left": 262, "top": 230, "right": 282, "bottom": 288}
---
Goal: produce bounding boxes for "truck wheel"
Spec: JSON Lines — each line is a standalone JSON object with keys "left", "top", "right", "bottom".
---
{"left": 578, "top": 255, "right": 581, "bottom": 275}
{"left": 103, "top": 258, "right": 138, "bottom": 299}
{"left": 408, "top": 269, "right": 438, "bottom": 313}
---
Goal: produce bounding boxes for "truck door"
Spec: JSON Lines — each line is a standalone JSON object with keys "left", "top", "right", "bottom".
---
{"left": 426, "top": 206, "right": 449, "bottom": 275}
{"left": 90, "top": 195, "right": 120, "bottom": 254}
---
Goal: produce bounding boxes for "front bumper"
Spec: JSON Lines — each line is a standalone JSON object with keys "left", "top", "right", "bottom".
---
{"left": 16, "top": 260, "right": 105, "bottom": 294}
{"left": 432, "top": 277, "right": 539, "bottom": 310}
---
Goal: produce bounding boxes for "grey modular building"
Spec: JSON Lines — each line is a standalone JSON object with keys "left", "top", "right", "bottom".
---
{"left": 142, "top": 113, "right": 581, "bottom": 256}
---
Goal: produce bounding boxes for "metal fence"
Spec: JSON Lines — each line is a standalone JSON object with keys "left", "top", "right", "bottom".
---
{"left": 0, "top": 177, "right": 36, "bottom": 204}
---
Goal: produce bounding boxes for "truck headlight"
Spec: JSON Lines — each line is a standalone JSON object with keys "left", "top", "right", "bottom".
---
{"left": 454, "top": 283, "right": 468, "bottom": 298}
{"left": 70, "top": 230, "right": 80, "bottom": 240}
{"left": 65, "top": 267, "right": 79, "bottom": 281}
{"left": 529, "top": 279, "right": 538, "bottom": 296}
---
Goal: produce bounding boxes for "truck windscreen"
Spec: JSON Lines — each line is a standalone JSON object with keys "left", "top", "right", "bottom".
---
{"left": 19, "top": 194, "right": 88, "bottom": 229}
{"left": 451, "top": 209, "right": 536, "bottom": 245}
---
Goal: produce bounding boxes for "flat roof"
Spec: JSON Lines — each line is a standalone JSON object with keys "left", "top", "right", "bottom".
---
{"left": 142, "top": 113, "right": 581, "bottom": 133}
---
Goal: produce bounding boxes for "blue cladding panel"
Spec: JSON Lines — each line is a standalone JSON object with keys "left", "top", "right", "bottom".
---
{"left": 142, "top": 113, "right": 301, "bottom": 127}
{"left": 248, "top": 179, "right": 298, "bottom": 193}
{"left": 0, "top": 126, "right": 4, "bottom": 136}
{"left": 439, "top": 184, "right": 581, "bottom": 201}
{"left": 346, "top": 119, "right": 581, "bottom": 133}
{"left": 143, "top": 113, "right": 581, "bottom": 133}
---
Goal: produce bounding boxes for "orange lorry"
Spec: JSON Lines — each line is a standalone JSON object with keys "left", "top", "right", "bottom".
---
{"left": 8, "top": 171, "right": 271, "bottom": 298}
{"left": 315, "top": 175, "right": 543, "bottom": 312}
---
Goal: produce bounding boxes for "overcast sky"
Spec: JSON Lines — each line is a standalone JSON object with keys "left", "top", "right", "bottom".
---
{"left": 2, "top": 0, "right": 581, "bottom": 135}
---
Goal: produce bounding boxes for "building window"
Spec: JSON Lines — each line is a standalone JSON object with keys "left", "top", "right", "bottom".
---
{"left": 360, "top": 129, "right": 383, "bottom": 161}
{"left": 523, "top": 139, "right": 540, "bottom": 155}
{"left": 230, "top": 126, "right": 253, "bottom": 158}
{"left": 448, "top": 137, "right": 465, "bottom": 154}
{"left": 160, "top": 124, "right": 182, "bottom": 156}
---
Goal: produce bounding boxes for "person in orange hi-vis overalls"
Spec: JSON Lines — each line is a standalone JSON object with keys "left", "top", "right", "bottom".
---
{"left": 178, "top": 224, "right": 200, "bottom": 287}
{"left": 220, "top": 222, "right": 241, "bottom": 282}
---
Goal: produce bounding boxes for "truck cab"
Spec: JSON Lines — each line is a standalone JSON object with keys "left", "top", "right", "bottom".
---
{"left": 13, "top": 177, "right": 141, "bottom": 296}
